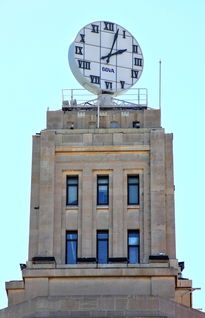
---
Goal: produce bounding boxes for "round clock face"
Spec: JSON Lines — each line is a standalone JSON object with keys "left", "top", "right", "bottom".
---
{"left": 68, "top": 21, "right": 144, "bottom": 96}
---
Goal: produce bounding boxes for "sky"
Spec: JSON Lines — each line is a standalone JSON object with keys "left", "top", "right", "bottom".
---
{"left": 0, "top": 0, "right": 205, "bottom": 311}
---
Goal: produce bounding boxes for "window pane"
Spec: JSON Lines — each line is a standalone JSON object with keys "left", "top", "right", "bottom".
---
{"left": 129, "top": 246, "right": 139, "bottom": 264}
{"left": 98, "top": 185, "right": 108, "bottom": 204}
{"left": 128, "top": 231, "right": 139, "bottom": 264}
{"left": 128, "top": 177, "right": 139, "bottom": 184}
{"left": 67, "top": 233, "right": 77, "bottom": 240}
{"left": 67, "top": 176, "right": 78, "bottom": 205}
{"left": 67, "top": 177, "right": 78, "bottom": 185}
{"left": 67, "top": 240, "right": 77, "bottom": 264}
{"left": 128, "top": 232, "right": 139, "bottom": 245}
{"left": 98, "top": 232, "right": 108, "bottom": 239}
{"left": 97, "top": 176, "right": 109, "bottom": 205}
{"left": 68, "top": 186, "right": 77, "bottom": 205}
{"left": 128, "top": 184, "right": 138, "bottom": 204}
{"left": 98, "top": 177, "right": 108, "bottom": 184}
{"left": 98, "top": 240, "right": 108, "bottom": 263}
{"left": 97, "top": 231, "right": 108, "bottom": 264}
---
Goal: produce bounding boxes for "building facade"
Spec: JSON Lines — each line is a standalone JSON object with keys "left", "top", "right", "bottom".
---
{"left": 0, "top": 101, "right": 204, "bottom": 318}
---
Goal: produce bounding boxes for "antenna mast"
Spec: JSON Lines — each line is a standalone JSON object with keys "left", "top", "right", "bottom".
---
{"left": 159, "top": 60, "right": 162, "bottom": 110}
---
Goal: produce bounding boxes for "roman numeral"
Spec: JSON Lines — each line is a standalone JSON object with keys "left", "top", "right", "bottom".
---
{"left": 133, "top": 45, "right": 138, "bottom": 53}
{"left": 78, "top": 60, "right": 90, "bottom": 70}
{"left": 134, "top": 58, "right": 143, "bottom": 66}
{"left": 131, "top": 70, "right": 139, "bottom": 78}
{"left": 75, "top": 46, "right": 83, "bottom": 55}
{"left": 90, "top": 75, "right": 100, "bottom": 84}
{"left": 91, "top": 24, "right": 99, "bottom": 33}
{"left": 105, "top": 81, "right": 112, "bottom": 90}
{"left": 80, "top": 34, "right": 85, "bottom": 43}
{"left": 104, "top": 21, "right": 114, "bottom": 31}
{"left": 120, "top": 81, "right": 125, "bottom": 89}
{"left": 123, "top": 30, "right": 126, "bottom": 38}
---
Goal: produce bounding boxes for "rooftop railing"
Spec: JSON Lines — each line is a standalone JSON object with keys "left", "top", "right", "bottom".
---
{"left": 62, "top": 88, "right": 148, "bottom": 108}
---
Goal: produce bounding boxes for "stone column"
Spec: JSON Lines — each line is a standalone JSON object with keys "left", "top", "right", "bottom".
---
{"left": 38, "top": 131, "right": 55, "bottom": 256}
{"left": 112, "top": 167, "right": 124, "bottom": 256}
{"left": 28, "top": 135, "right": 40, "bottom": 260}
{"left": 150, "top": 129, "right": 166, "bottom": 255}
{"left": 81, "top": 166, "right": 93, "bottom": 257}
{"left": 165, "top": 133, "right": 176, "bottom": 259}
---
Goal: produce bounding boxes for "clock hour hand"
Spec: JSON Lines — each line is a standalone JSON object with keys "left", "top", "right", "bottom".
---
{"left": 101, "top": 49, "right": 127, "bottom": 62}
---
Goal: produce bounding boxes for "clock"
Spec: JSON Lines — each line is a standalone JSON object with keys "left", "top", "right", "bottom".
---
{"left": 68, "top": 21, "right": 144, "bottom": 96}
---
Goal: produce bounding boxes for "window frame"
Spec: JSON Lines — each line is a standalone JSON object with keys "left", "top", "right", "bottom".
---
{"left": 127, "top": 175, "right": 140, "bottom": 205}
{"left": 127, "top": 230, "right": 140, "bottom": 264}
{"left": 65, "top": 231, "right": 78, "bottom": 264}
{"left": 66, "top": 175, "right": 79, "bottom": 206}
{"left": 97, "top": 175, "right": 109, "bottom": 206}
{"left": 96, "top": 230, "right": 109, "bottom": 264}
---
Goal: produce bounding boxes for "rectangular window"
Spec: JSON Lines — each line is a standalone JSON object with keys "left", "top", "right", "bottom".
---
{"left": 66, "top": 231, "right": 78, "bottom": 264}
{"left": 128, "top": 230, "right": 140, "bottom": 264}
{"left": 66, "top": 176, "right": 78, "bottom": 205}
{"left": 97, "top": 176, "right": 109, "bottom": 205}
{"left": 97, "top": 230, "right": 108, "bottom": 264}
{"left": 127, "top": 175, "right": 139, "bottom": 205}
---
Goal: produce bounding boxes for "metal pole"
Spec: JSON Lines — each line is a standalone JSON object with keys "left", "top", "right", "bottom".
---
{"left": 97, "top": 105, "right": 100, "bottom": 128}
{"left": 97, "top": 96, "right": 100, "bottom": 128}
{"left": 159, "top": 60, "right": 162, "bottom": 110}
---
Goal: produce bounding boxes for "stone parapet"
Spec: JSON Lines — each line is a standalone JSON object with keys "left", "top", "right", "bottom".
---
{"left": 47, "top": 108, "right": 161, "bottom": 130}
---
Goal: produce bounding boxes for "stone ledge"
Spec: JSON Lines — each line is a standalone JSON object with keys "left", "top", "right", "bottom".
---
{"left": 6, "top": 280, "right": 24, "bottom": 290}
{"left": 55, "top": 144, "right": 150, "bottom": 153}
{"left": 22, "top": 266, "right": 178, "bottom": 278}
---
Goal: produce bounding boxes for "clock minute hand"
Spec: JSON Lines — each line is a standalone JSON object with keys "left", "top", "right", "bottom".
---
{"left": 106, "top": 28, "right": 119, "bottom": 63}
{"left": 101, "top": 49, "right": 127, "bottom": 60}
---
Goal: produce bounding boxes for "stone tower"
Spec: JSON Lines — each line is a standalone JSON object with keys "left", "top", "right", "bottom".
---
{"left": 0, "top": 88, "right": 205, "bottom": 318}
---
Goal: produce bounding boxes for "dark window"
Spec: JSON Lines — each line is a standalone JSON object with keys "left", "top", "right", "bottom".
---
{"left": 66, "top": 231, "right": 78, "bottom": 264}
{"left": 67, "top": 176, "right": 78, "bottom": 205}
{"left": 97, "top": 176, "right": 109, "bottom": 205}
{"left": 127, "top": 175, "right": 139, "bottom": 205}
{"left": 132, "top": 121, "right": 140, "bottom": 128}
{"left": 97, "top": 230, "right": 108, "bottom": 263}
{"left": 128, "top": 230, "right": 140, "bottom": 263}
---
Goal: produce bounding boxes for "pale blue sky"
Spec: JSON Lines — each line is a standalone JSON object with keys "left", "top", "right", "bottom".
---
{"left": 0, "top": 0, "right": 205, "bottom": 311}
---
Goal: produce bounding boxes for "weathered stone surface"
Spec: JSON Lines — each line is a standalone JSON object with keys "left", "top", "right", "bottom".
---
{"left": 0, "top": 295, "right": 205, "bottom": 318}
{"left": 2, "top": 107, "right": 204, "bottom": 317}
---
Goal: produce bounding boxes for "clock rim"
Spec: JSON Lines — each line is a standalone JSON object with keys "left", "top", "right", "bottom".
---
{"left": 68, "top": 21, "right": 144, "bottom": 96}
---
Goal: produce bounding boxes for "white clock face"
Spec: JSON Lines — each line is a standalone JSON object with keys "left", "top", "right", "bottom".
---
{"left": 68, "top": 21, "right": 144, "bottom": 96}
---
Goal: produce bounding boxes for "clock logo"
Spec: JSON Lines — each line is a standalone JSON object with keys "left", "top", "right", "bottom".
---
{"left": 68, "top": 21, "right": 144, "bottom": 96}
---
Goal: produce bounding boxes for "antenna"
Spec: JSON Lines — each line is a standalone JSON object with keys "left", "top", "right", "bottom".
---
{"left": 159, "top": 60, "right": 162, "bottom": 110}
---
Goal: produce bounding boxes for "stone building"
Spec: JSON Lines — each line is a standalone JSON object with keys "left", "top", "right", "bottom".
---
{"left": 0, "top": 90, "right": 204, "bottom": 318}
